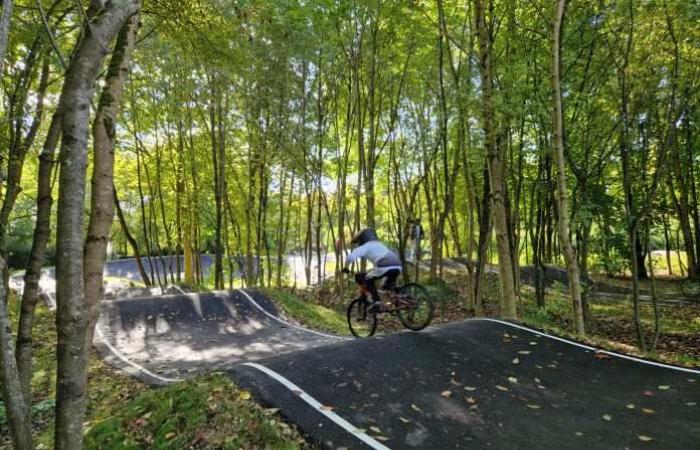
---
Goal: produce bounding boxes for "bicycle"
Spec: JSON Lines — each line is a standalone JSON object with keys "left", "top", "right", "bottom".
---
{"left": 345, "top": 270, "right": 434, "bottom": 338}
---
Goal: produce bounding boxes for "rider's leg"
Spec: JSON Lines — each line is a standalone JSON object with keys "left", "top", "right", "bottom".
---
{"left": 382, "top": 269, "right": 401, "bottom": 290}
{"left": 364, "top": 275, "right": 384, "bottom": 312}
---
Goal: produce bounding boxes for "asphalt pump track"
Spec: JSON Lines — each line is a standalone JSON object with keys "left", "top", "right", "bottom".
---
{"left": 96, "top": 290, "right": 700, "bottom": 450}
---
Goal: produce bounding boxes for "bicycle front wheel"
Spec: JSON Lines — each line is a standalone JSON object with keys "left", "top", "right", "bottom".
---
{"left": 397, "top": 283, "right": 434, "bottom": 331}
{"left": 347, "top": 297, "right": 377, "bottom": 338}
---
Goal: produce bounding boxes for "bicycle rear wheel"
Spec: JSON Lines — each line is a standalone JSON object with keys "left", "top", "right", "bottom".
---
{"left": 397, "top": 283, "right": 434, "bottom": 331}
{"left": 347, "top": 297, "right": 377, "bottom": 338}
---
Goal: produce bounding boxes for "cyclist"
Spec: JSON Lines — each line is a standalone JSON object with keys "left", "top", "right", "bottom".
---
{"left": 344, "top": 228, "right": 402, "bottom": 312}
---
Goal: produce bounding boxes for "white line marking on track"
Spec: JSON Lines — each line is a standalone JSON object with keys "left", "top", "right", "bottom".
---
{"left": 235, "top": 288, "right": 350, "bottom": 341}
{"left": 242, "top": 362, "right": 390, "bottom": 450}
{"left": 477, "top": 318, "right": 700, "bottom": 375}
{"left": 95, "top": 327, "right": 182, "bottom": 383}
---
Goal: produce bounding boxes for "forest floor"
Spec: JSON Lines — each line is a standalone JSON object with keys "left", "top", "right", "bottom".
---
{"left": 274, "top": 267, "right": 700, "bottom": 368}
{"left": 0, "top": 296, "right": 309, "bottom": 450}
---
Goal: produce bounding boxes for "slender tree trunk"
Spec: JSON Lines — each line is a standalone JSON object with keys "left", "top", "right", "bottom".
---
{"left": 473, "top": 0, "right": 517, "bottom": 318}
{"left": 85, "top": 10, "right": 140, "bottom": 345}
{"left": 473, "top": 164, "right": 491, "bottom": 315}
{"left": 16, "top": 110, "right": 61, "bottom": 403}
{"left": 114, "top": 187, "right": 151, "bottom": 285}
{"left": 551, "top": 0, "right": 585, "bottom": 334}
{"left": 0, "top": 0, "right": 12, "bottom": 78}
{"left": 0, "top": 258, "right": 32, "bottom": 450}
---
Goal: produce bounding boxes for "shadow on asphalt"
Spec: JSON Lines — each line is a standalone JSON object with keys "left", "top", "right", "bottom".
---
{"left": 96, "top": 290, "right": 341, "bottom": 383}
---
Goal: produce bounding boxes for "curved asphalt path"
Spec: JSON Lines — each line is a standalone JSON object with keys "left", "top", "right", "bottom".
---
{"left": 230, "top": 319, "right": 700, "bottom": 450}
{"left": 95, "top": 289, "right": 344, "bottom": 385}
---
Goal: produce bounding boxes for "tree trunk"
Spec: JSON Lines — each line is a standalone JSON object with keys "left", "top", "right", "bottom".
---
{"left": 113, "top": 187, "right": 151, "bottom": 285}
{"left": 16, "top": 110, "right": 61, "bottom": 403}
{"left": 85, "top": 10, "right": 140, "bottom": 345}
{"left": 53, "top": 3, "right": 139, "bottom": 449}
{"left": 0, "top": 0, "right": 12, "bottom": 78}
{"left": 0, "top": 258, "right": 32, "bottom": 450}
{"left": 473, "top": 0, "right": 517, "bottom": 319}
{"left": 551, "top": 0, "right": 585, "bottom": 334}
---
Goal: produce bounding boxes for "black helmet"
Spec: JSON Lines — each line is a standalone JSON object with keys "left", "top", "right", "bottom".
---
{"left": 352, "top": 228, "right": 378, "bottom": 246}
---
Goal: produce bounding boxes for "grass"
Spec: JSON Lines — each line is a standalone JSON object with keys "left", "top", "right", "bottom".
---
{"left": 0, "top": 294, "right": 309, "bottom": 450}
{"left": 84, "top": 374, "right": 305, "bottom": 450}
{"left": 519, "top": 284, "right": 700, "bottom": 367}
{"left": 261, "top": 288, "right": 350, "bottom": 336}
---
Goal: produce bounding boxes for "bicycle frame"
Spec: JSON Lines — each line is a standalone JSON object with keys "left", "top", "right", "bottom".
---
{"left": 354, "top": 281, "right": 415, "bottom": 313}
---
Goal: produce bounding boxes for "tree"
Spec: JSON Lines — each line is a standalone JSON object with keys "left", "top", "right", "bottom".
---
{"left": 53, "top": 2, "right": 140, "bottom": 448}
{"left": 473, "top": 0, "right": 517, "bottom": 319}
{"left": 551, "top": 0, "right": 585, "bottom": 334}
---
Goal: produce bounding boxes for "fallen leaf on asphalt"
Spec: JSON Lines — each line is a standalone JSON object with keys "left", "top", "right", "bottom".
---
{"left": 518, "top": 350, "right": 531, "bottom": 355}
{"left": 374, "top": 436, "right": 390, "bottom": 442}
{"left": 526, "top": 404, "right": 540, "bottom": 409}
{"left": 643, "top": 390, "right": 655, "bottom": 397}
{"left": 464, "top": 386, "right": 477, "bottom": 391}
{"left": 594, "top": 352, "right": 611, "bottom": 360}
{"left": 575, "top": 432, "right": 584, "bottom": 437}
{"left": 508, "top": 377, "right": 518, "bottom": 384}
{"left": 626, "top": 404, "right": 635, "bottom": 409}
{"left": 370, "top": 426, "right": 382, "bottom": 434}
{"left": 239, "top": 390, "right": 251, "bottom": 400}
{"left": 496, "top": 385, "right": 509, "bottom": 392}
{"left": 512, "top": 358, "right": 520, "bottom": 365}
{"left": 529, "top": 341, "right": 538, "bottom": 346}
{"left": 642, "top": 408, "right": 655, "bottom": 415}
{"left": 686, "top": 402, "right": 697, "bottom": 406}
{"left": 441, "top": 390, "right": 453, "bottom": 398}
{"left": 638, "top": 435, "right": 653, "bottom": 442}
{"left": 466, "top": 397, "right": 476, "bottom": 404}
{"left": 399, "top": 417, "right": 411, "bottom": 424}
{"left": 411, "top": 404, "right": 422, "bottom": 412}
{"left": 353, "top": 428, "right": 366, "bottom": 434}
{"left": 658, "top": 385, "right": 670, "bottom": 390}
{"left": 320, "top": 405, "right": 335, "bottom": 411}
{"left": 602, "top": 414, "right": 612, "bottom": 421}
{"left": 263, "top": 408, "right": 280, "bottom": 415}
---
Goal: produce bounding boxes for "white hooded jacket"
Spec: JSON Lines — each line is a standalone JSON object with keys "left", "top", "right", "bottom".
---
{"left": 346, "top": 241, "right": 402, "bottom": 278}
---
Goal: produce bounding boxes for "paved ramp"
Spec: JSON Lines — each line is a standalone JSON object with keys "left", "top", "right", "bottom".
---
{"left": 96, "top": 289, "right": 344, "bottom": 384}
{"left": 231, "top": 319, "right": 700, "bottom": 450}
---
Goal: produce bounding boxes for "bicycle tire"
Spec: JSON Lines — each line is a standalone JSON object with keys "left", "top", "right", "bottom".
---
{"left": 347, "top": 297, "right": 377, "bottom": 338}
{"left": 397, "top": 283, "right": 434, "bottom": 331}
